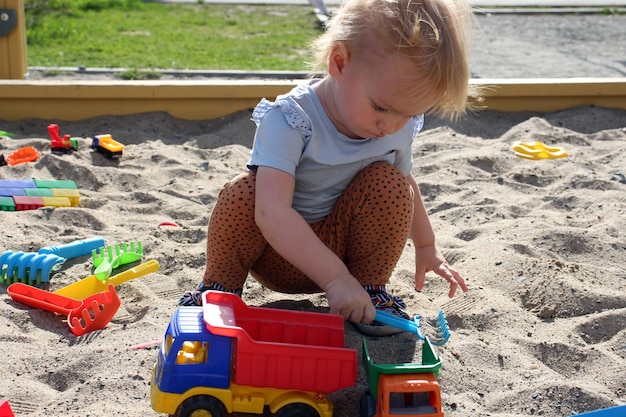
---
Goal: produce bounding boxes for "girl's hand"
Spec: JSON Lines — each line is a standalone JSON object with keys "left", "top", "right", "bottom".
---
{"left": 414, "top": 244, "right": 469, "bottom": 297}
{"left": 324, "top": 274, "right": 376, "bottom": 324}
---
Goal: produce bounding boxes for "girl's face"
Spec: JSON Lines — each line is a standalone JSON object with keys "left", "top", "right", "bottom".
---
{"left": 324, "top": 45, "right": 442, "bottom": 139}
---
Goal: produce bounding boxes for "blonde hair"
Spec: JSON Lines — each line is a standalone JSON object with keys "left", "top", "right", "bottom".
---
{"left": 311, "top": 0, "right": 478, "bottom": 120}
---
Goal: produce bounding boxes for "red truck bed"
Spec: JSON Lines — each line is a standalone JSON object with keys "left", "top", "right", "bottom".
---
{"left": 202, "top": 291, "right": 357, "bottom": 394}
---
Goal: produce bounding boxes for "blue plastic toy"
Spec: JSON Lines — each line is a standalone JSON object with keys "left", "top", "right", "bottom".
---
{"left": 39, "top": 237, "right": 105, "bottom": 259}
{"left": 570, "top": 405, "right": 626, "bottom": 417}
{"left": 0, "top": 237, "right": 105, "bottom": 285}
{"left": 374, "top": 309, "right": 451, "bottom": 346}
{"left": 0, "top": 251, "right": 65, "bottom": 285}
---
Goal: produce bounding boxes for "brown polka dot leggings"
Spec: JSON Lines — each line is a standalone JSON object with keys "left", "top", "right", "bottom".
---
{"left": 202, "top": 161, "right": 414, "bottom": 294}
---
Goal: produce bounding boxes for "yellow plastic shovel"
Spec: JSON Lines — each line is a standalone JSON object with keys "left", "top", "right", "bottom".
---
{"left": 53, "top": 259, "right": 159, "bottom": 300}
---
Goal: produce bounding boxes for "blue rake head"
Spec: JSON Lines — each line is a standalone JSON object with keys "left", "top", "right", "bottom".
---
{"left": 0, "top": 251, "right": 65, "bottom": 285}
{"left": 415, "top": 310, "right": 451, "bottom": 346}
{"left": 374, "top": 309, "right": 451, "bottom": 346}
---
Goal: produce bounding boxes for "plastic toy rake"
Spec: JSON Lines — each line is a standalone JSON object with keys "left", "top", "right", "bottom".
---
{"left": 0, "top": 237, "right": 105, "bottom": 285}
{"left": 68, "top": 286, "right": 120, "bottom": 336}
{"left": 375, "top": 310, "right": 451, "bottom": 346}
{"left": 92, "top": 241, "right": 143, "bottom": 281}
{"left": 0, "top": 251, "right": 65, "bottom": 285}
{"left": 6, "top": 283, "right": 120, "bottom": 336}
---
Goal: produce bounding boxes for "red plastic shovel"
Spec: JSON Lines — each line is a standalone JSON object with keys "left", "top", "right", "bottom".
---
{"left": 7, "top": 283, "right": 120, "bottom": 336}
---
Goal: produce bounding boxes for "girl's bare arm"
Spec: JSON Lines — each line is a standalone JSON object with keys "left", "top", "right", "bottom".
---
{"left": 406, "top": 173, "right": 469, "bottom": 296}
{"left": 254, "top": 166, "right": 375, "bottom": 322}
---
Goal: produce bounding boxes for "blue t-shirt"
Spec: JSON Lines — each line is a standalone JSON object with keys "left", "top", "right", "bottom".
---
{"left": 249, "top": 80, "right": 424, "bottom": 223}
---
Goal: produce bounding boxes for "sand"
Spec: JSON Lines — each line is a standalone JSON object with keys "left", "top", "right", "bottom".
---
{"left": 2, "top": 10, "right": 626, "bottom": 417}
{"left": 1, "top": 104, "right": 625, "bottom": 417}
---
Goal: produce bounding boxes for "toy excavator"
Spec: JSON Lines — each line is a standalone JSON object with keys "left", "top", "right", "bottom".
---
{"left": 48, "top": 124, "right": 79, "bottom": 155}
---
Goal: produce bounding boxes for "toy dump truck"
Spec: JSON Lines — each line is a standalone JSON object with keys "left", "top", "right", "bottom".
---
{"left": 92, "top": 134, "right": 124, "bottom": 159}
{"left": 151, "top": 291, "right": 357, "bottom": 417}
{"left": 360, "top": 337, "right": 444, "bottom": 417}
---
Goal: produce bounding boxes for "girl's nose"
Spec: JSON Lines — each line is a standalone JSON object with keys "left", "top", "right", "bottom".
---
{"left": 377, "top": 115, "right": 406, "bottom": 136}
{"left": 376, "top": 119, "right": 391, "bottom": 136}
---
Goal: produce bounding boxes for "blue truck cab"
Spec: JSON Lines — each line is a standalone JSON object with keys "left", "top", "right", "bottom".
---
{"left": 152, "top": 306, "right": 232, "bottom": 395}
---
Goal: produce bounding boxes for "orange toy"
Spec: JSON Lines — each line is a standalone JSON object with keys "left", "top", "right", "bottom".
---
{"left": 6, "top": 146, "right": 40, "bottom": 166}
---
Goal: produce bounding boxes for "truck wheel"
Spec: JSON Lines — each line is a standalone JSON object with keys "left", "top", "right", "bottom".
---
{"left": 359, "top": 392, "right": 376, "bottom": 417}
{"left": 174, "top": 395, "right": 226, "bottom": 417}
{"left": 274, "top": 403, "right": 320, "bottom": 417}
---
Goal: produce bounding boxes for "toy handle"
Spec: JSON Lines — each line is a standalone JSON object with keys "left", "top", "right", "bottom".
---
{"left": 107, "top": 259, "right": 160, "bottom": 286}
{"left": 39, "top": 237, "right": 105, "bottom": 259}
{"left": 374, "top": 310, "right": 421, "bottom": 336}
{"left": 7, "top": 283, "right": 82, "bottom": 316}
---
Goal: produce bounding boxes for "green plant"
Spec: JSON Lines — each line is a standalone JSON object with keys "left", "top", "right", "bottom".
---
{"left": 41, "top": 69, "right": 73, "bottom": 77}
{"left": 601, "top": 7, "right": 624, "bottom": 15}
{"left": 119, "top": 68, "right": 162, "bottom": 80}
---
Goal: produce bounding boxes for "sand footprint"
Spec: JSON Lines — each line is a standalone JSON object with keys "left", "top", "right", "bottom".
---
{"left": 577, "top": 309, "right": 626, "bottom": 345}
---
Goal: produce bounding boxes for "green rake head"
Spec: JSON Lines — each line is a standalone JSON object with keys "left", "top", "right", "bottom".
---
{"left": 91, "top": 241, "right": 143, "bottom": 281}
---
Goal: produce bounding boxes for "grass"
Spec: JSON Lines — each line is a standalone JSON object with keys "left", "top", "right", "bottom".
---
{"left": 24, "top": 0, "right": 325, "bottom": 71}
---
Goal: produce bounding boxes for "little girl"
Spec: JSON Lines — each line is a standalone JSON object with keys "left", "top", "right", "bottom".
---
{"left": 180, "top": 0, "right": 476, "bottom": 336}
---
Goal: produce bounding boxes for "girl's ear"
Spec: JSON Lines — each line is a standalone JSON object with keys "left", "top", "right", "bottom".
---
{"left": 328, "top": 42, "right": 349, "bottom": 77}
